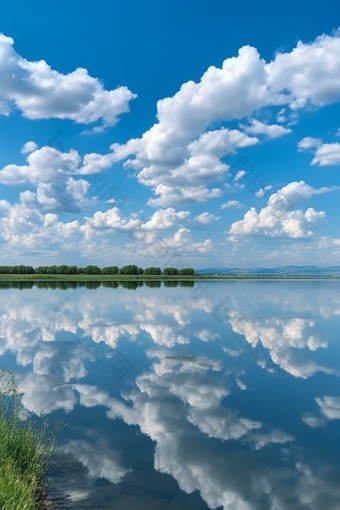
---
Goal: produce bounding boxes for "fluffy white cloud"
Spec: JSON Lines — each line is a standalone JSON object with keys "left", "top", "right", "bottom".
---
{"left": 125, "top": 223, "right": 215, "bottom": 263}
{"left": 241, "top": 119, "right": 292, "bottom": 138}
{"left": 189, "top": 128, "right": 259, "bottom": 158}
{"left": 148, "top": 183, "right": 223, "bottom": 207}
{"left": 228, "top": 314, "right": 334, "bottom": 379}
{"left": 298, "top": 136, "right": 340, "bottom": 165}
{"left": 0, "top": 145, "right": 93, "bottom": 212}
{"left": 301, "top": 413, "right": 326, "bottom": 428}
{"left": 141, "top": 207, "right": 190, "bottom": 230}
{"left": 228, "top": 181, "right": 330, "bottom": 239}
{"left": 0, "top": 146, "right": 81, "bottom": 186}
{"left": 80, "top": 207, "right": 138, "bottom": 235}
{"left": 74, "top": 28, "right": 340, "bottom": 206}
{"left": 0, "top": 199, "right": 10, "bottom": 214}
{"left": 156, "top": 227, "right": 214, "bottom": 253}
{"left": 79, "top": 207, "right": 214, "bottom": 259}
{"left": 21, "top": 141, "right": 38, "bottom": 154}
{"left": 311, "top": 143, "right": 340, "bottom": 166}
{"left": 189, "top": 407, "right": 261, "bottom": 441}
{"left": 303, "top": 395, "right": 340, "bottom": 429}
{"left": 142, "top": 325, "right": 190, "bottom": 348}
{"left": 221, "top": 200, "right": 242, "bottom": 209}
{"left": 297, "top": 137, "right": 322, "bottom": 151}
{"left": 317, "top": 236, "right": 340, "bottom": 248}
{"left": 268, "top": 29, "right": 340, "bottom": 108}
{"left": 115, "top": 351, "right": 340, "bottom": 510}
{"left": 18, "top": 372, "right": 79, "bottom": 414}
{"left": 2, "top": 27, "right": 340, "bottom": 263}
{"left": 0, "top": 33, "right": 136, "bottom": 127}
{"left": 314, "top": 396, "right": 340, "bottom": 420}
{"left": 194, "top": 212, "right": 220, "bottom": 225}
{"left": 247, "top": 429, "right": 294, "bottom": 449}
{"left": 80, "top": 129, "right": 257, "bottom": 207}
{"left": 0, "top": 191, "right": 216, "bottom": 262}
{"left": 61, "top": 440, "right": 130, "bottom": 484}
{"left": 0, "top": 203, "right": 81, "bottom": 252}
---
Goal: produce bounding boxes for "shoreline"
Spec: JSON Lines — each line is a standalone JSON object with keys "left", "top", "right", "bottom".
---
{"left": 0, "top": 274, "right": 338, "bottom": 282}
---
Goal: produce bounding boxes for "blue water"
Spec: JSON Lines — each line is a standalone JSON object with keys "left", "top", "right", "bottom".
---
{"left": 0, "top": 280, "right": 340, "bottom": 509}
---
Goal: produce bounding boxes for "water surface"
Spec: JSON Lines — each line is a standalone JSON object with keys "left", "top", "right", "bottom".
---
{"left": 0, "top": 280, "right": 339, "bottom": 509}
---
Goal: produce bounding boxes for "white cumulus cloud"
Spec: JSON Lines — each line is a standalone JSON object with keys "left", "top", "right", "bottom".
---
{"left": 241, "top": 119, "right": 292, "bottom": 138}
{"left": 228, "top": 181, "right": 331, "bottom": 239}
{"left": 0, "top": 33, "right": 136, "bottom": 127}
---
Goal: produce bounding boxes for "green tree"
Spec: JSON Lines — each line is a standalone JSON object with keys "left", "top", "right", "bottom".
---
{"left": 65, "top": 265, "right": 78, "bottom": 274}
{"left": 35, "top": 266, "right": 48, "bottom": 274}
{"left": 102, "top": 266, "right": 119, "bottom": 274}
{"left": 144, "top": 267, "right": 162, "bottom": 275}
{"left": 84, "top": 265, "right": 102, "bottom": 274}
{"left": 178, "top": 268, "right": 195, "bottom": 276}
{"left": 119, "top": 265, "right": 139, "bottom": 275}
{"left": 163, "top": 267, "right": 179, "bottom": 276}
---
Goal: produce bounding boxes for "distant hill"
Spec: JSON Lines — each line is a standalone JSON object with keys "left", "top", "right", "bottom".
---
{"left": 195, "top": 266, "right": 340, "bottom": 276}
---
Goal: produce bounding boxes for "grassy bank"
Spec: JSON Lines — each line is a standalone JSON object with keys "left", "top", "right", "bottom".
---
{"left": 0, "top": 370, "right": 62, "bottom": 510}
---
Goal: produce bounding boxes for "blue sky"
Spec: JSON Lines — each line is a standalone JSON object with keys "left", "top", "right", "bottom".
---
{"left": 0, "top": 0, "right": 340, "bottom": 268}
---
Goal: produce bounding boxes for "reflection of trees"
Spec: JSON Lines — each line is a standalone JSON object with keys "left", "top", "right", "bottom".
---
{"left": 119, "top": 281, "right": 144, "bottom": 290}
{"left": 0, "top": 281, "right": 99, "bottom": 290}
{"left": 162, "top": 280, "right": 194, "bottom": 288}
{"left": 101, "top": 281, "right": 120, "bottom": 289}
{"left": 0, "top": 280, "right": 195, "bottom": 290}
{"left": 179, "top": 281, "right": 194, "bottom": 287}
{"left": 144, "top": 280, "right": 161, "bottom": 288}
{"left": 0, "top": 281, "right": 34, "bottom": 289}
{"left": 163, "top": 280, "right": 179, "bottom": 287}
{"left": 82, "top": 281, "right": 101, "bottom": 289}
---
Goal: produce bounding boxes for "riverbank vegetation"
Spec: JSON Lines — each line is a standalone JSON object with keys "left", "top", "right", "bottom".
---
{"left": 0, "top": 264, "right": 195, "bottom": 276}
{"left": 0, "top": 266, "right": 335, "bottom": 282}
{"left": 0, "top": 370, "right": 63, "bottom": 510}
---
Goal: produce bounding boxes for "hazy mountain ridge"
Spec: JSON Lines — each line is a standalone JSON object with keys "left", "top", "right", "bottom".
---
{"left": 196, "top": 266, "right": 340, "bottom": 275}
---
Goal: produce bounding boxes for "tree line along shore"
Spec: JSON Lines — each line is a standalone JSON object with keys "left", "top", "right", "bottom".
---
{"left": 0, "top": 265, "right": 336, "bottom": 280}
{"left": 0, "top": 264, "right": 195, "bottom": 276}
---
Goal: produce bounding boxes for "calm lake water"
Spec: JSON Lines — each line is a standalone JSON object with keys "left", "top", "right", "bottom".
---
{"left": 1, "top": 280, "right": 340, "bottom": 509}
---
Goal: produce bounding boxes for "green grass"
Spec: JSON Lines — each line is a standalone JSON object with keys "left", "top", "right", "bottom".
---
{"left": 0, "top": 370, "right": 63, "bottom": 510}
